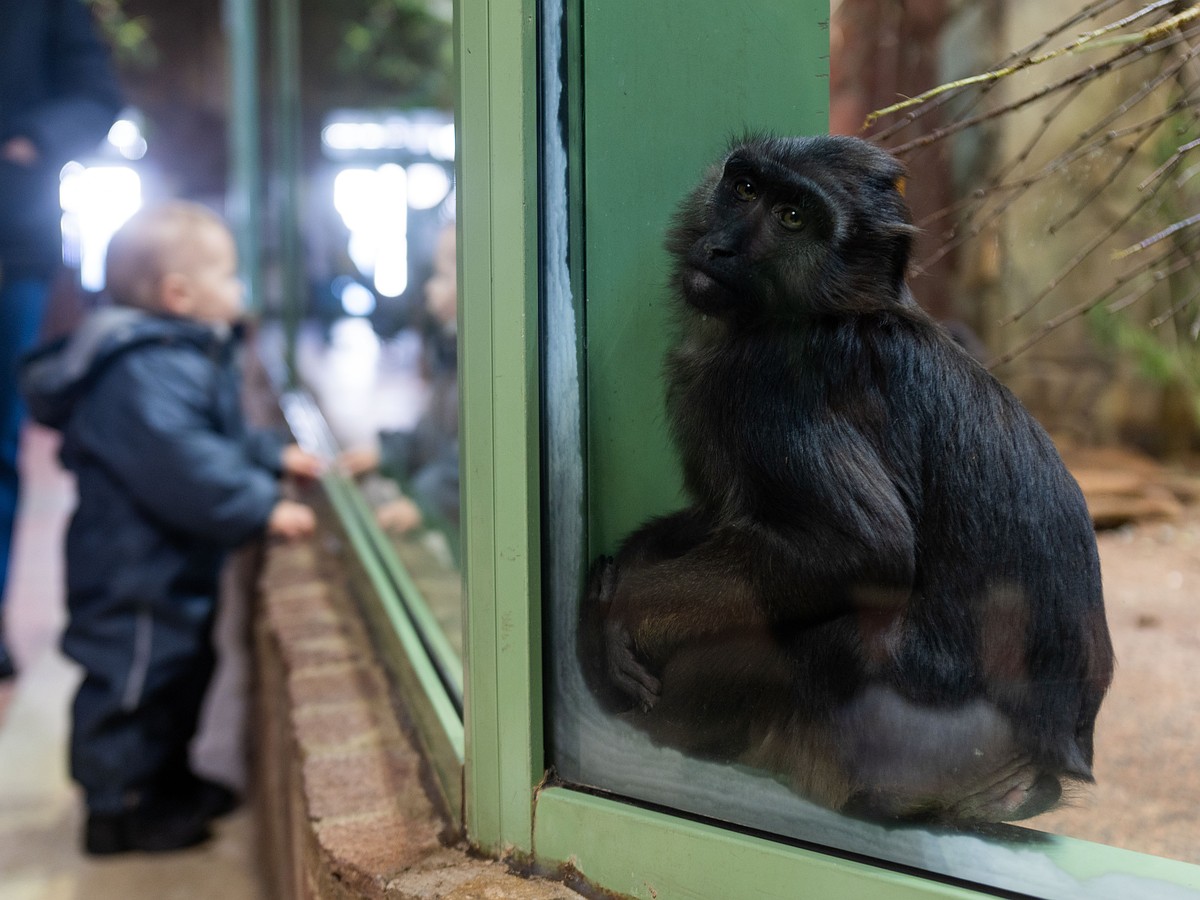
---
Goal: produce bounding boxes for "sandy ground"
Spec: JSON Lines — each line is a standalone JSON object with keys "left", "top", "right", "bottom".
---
{"left": 1027, "top": 508, "right": 1200, "bottom": 864}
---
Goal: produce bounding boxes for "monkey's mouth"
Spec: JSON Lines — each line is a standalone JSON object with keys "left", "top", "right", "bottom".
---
{"left": 683, "top": 262, "right": 735, "bottom": 298}
{"left": 684, "top": 266, "right": 718, "bottom": 292}
{"left": 681, "top": 263, "right": 741, "bottom": 316}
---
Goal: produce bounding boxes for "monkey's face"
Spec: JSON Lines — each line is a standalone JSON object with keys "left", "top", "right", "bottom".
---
{"left": 667, "top": 136, "right": 915, "bottom": 323}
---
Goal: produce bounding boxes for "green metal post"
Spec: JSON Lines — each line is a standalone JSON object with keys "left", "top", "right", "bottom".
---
{"left": 222, "top": 0, "right": 263, "bottom": 314}
{"left": 271, "top": 0, "right": 303, "bottom": 384}
{"left": 455, "top": 0, "right": 542, "bottom": 856}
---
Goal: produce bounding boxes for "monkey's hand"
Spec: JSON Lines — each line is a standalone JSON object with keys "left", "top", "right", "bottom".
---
{"left": 593, "top": 557, "right": 662, "bottom": 711}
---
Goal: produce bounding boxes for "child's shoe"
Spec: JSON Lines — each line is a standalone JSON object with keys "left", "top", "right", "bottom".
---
{"left": 83, "top": 801, "right": 211, "bottom": 855}
{"left": 156, "top": 767, "right": 240, "bottom": 819}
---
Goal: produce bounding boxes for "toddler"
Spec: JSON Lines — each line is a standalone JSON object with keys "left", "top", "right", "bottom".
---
{"left": 21, "top": 201, "right": 320, "bottom": 854}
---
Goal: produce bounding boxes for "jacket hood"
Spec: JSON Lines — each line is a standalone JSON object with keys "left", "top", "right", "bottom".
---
{"left": 20, "top": 306, "right": 232, "bottom": 429}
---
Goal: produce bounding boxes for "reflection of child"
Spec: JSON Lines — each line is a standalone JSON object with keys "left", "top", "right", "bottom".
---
{"left": 21, "top": 201, "right": 321, "bottom": 855}
{"left": 342, "top": 224, "right": 459, "bottom": 534}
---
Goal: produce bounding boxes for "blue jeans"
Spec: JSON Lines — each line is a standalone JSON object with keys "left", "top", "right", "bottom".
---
{"left": 0, "top": 275, "right": 49, "bottom": 615}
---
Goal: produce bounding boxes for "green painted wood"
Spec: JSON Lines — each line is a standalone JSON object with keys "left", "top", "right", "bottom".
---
{"left": 533, "top": 786, "right": 1200, "bottom": 900}
{"left": 455, "top": 0, "right": 501, "bottom": 848}
{"left": 582, "top": 1, "right": 831, "bottom": 554}
{"left": 342, "top": 484, "right": 464, "bottom": 702}
{"left": 534, "top": 787, "right": 992, "bottom": 900}
{"left": 456, "top": 0, "right": 543, "bottom": 855}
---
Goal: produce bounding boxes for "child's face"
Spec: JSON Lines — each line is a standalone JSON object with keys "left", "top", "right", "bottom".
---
{"left": 171, "top": 223, "right": 244, "bottom": 325}
{"left": 424, "top": 228, "right": 457, "bottom": 328}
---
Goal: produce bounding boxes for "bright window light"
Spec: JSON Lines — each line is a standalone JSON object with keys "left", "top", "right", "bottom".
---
{"left": 333, "top": 164, "right": 409, "bottom": 299}
{"left": 429, "top": 123, "right": 455, "bottom": 161}
{"left": 107, "top": 118, "right": 147, "bottom": 160}
{"left": 320, "top": 112, "right": 455, "bottom": 161}
{"left": 406, "top": 163, "right": 451, "bottom": 210}
{"left": 333, "top": 168, "right": 381, "bottom": 234}
{"left": 337, "top": 279, "right": 376, "bottom": 317}
{"left": 60, "top": 164, "right": 142, "bottom": 292}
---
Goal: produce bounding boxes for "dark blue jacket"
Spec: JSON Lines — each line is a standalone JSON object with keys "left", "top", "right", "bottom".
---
{"left": 20, "top": 307, "right": 283, "bottom": 615}
{"left": 0, "top": 0, "right": 123, "bottom": 275}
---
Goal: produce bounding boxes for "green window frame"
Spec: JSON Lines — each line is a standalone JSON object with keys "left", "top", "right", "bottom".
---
{"left": 236, "top": 0, "right": 1200, "bottom": 894}
{"left": 455, "top": 1, "right": 1200, "bottom": 897}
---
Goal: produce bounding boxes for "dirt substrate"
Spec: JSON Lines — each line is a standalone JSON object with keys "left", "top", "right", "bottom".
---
{"left": 1026, "top": 506, "right": 1200, "bottom": 864}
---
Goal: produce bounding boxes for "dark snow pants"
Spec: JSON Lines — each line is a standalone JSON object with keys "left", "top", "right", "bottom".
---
{"left": 61, "top": 588, "right": 217, "bottom": 814}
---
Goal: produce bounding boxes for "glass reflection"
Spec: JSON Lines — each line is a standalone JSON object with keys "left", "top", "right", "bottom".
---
{"left": 832, "top": 0, "right": 1200, "bottom": 864}
{"left": 268, "top": 2, "right": 462, "bottom": 660}
{"left": 295, "top": 219, "right": 462, "bottom": 656}
{"left": 550, "top": 0, "right": 1200, "bottom": 894}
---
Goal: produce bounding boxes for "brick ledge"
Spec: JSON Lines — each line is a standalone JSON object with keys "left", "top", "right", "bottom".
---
{"left": 252, "top": 536, "right": 582, "bottom": 900}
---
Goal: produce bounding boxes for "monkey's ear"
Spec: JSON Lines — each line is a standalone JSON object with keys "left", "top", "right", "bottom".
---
{"left": 894, "top": 175, "right": 907, "bottom": 197}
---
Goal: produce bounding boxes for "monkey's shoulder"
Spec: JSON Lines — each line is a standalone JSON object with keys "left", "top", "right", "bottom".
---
{"left": 663, "top": 307, "right": 1009, "bottom": 403}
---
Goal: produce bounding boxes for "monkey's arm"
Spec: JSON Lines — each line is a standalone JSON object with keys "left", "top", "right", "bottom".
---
{"left": 593, "top": 449, "right": 916, "bottom": 709}
{"left": 588, "top": 516, "right": 770, "bottom": 709}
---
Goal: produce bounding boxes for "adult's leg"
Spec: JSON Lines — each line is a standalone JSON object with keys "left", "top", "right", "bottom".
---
{"left": 0, "top": 275, "right": 48, "bottom": 678}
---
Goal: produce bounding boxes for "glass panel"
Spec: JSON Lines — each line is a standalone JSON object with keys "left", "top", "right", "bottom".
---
{"left": 545, "top": 1, "right": 1200, "bottom": 896}
{"left": 837, "top": 0, "right": 1200, "bottom": 867}
{"left": 259, "top": 1, "right": 463, "bottom": 671}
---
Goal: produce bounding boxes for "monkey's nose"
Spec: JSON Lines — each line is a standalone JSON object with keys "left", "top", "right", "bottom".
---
{"left": 705, "top": 242, "right": 736, "bottom": 259}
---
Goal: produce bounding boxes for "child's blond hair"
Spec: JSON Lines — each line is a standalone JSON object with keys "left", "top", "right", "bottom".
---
{"left": 105, "top": 201, "right": 229, "bottom": 311}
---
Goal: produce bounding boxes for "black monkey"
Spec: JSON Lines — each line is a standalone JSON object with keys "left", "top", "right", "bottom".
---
{"left": 583, "top": 134, "right": 1113, "bottom": 824}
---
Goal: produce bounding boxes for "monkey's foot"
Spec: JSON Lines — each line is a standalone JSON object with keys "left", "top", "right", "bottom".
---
{"left": 836, "top": 686, "right": 1069, "bottom": 823}
{"left": 603, "top": 619, "right": 661, "bottom": 711}
{"left": 944, "top": 759, "right": 1062, "bottom": 823}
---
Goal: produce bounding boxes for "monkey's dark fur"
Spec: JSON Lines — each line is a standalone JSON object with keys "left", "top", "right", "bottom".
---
{"left": 583, "top": 134, "right": 1113, "bottom": 824}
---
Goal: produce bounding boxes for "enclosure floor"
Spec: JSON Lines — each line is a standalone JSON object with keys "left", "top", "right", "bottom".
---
{"left": 1027, "top": 506, "right": 1200, "bottom": 865}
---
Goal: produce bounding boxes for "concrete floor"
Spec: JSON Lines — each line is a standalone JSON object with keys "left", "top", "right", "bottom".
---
{"left": 0, "top": 319, "right": 448, "bottom": 900}
{"left": 0, "top": 426, "right": 266, "bottom": 900}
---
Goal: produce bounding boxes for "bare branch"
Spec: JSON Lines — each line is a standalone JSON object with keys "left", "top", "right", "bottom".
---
{"left": 867, "top": 0, "right": 1126, "bottom": 144}
{"left": 989, "top": 296, "right": 1105, "bottom": 367}
{"left": 863, "top": 3, "right": 1200, "bottom": 130}
{"left": 889, "top": 24, "right": 1200, "bottom": 156}
{"left": 1108, "top": 249, "right": 1200, "bottom": 312}
{"left": 1114, "top": 212, "right": 1200, "bottom": 258}
{"left": 1149, "top": 292, "right": 1197, "bottom": 328}
{"left": 1139, "top": 135, "right": 1200, "bottom": 190}
{"left": 859, "top": 1, "right": 1200, "bottom": 368}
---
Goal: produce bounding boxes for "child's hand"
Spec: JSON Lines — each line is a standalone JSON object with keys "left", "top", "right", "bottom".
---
{"left": 376, "top": 496, "right": 422, "bottom": 534}
{"left": 337, "top": 446, "right": 381, "bottom": 478}
{"left": 282, "top": 444, "right": 325, "bottom": 480}
{"left": 268, "top": 499, "right": 317, "bottom": 539}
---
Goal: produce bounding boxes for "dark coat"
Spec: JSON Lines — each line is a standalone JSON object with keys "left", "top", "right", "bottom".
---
{"left": 0, "top": 0, "right": 123, "bottom": 276}
{"left": 20, "top": 307, "right": 284, "bottom": 619}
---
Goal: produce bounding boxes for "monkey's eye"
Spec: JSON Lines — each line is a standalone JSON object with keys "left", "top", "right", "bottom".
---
{"left": 777, "top": 207, "right": 804, "bottom": 230}
{"left": 733, "top": 178, "right": 758, "bottom": 201}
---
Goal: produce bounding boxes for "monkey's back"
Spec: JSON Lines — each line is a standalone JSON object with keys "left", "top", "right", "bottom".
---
{"left": 665, "top": 308, "right": 1112, "bottom": 776}
{"left": 865, "top": 313, "right": 1112, "bottom": 775}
